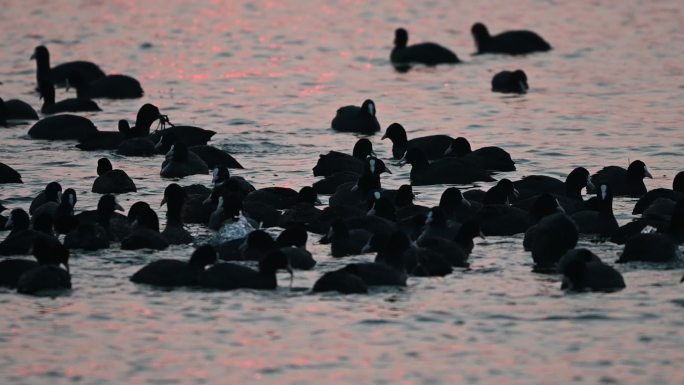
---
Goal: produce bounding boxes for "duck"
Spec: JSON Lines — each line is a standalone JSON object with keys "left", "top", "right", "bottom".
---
{"left": 27, "top": 114, "right": 98, "bottom": 141}
{"left": 16, "top": 236, "right": 71, "bottom": 295}
{"left": 491, "top": 70, "right": 529, "bottom": 94}
{"left": 443, "top": 136, "right": 516, "bottom": 172}
{"left": 558, "top": 249, "right": 625, "bottom": 292}
{"left": 417, "top": 221, "right": 483, "bottom": 268}
{"left": 0, "top": 258, "right": 40, "bottom": 288}
{"left": 0, "top": 209, "right": 59, "bottom": 256}
{"left": 0, "top": 162, "right": 22, "bottom": 183}
{"left": 390, "top": 28, "right": 460, "bottom": 70}
{"left": 612, "top": 198, "right": 684, "bottom": 245}
{"left": 121, "top": 203, "right": 169, "bottom": 250}
{"left": 31, "top": 45, "right": 105, "bottom": 88}
{"left": 312, "top": 269, "right": 368, "bottom": 294}
{"left": 160, "top": 142, "right": 210, "bottom": 178}
{"left": 322, "top": 218, "right": 373, "bottom": 258}
{"left": 618, "top": 230, "right": 679, "bottom": 263}
{"left": 77, "top": 120, "right": 130, "bottom": 151}
{"left": 29, "top": 181, "right": 62, "bottom": 215}
{"left": 632, "top": 171, "right": 684, "bottom": 215}
{"left": 571, "top": 185, "right": 618, "bottom": 238}
{"left": 331, "top": 99, "right": 380, "bottom": 134}
{"left": 333, "top": 231, "right": 407, "bottom": 287}
{"left": 278, "top": 186, "right": 323, "bottom": 228}
{"left": 0, "top": 97, "right": 39, "bottom": 121}
{"left": 130, "top": 245, "right": 217, "bottom": 287}
{"left": 513, "top": 167, "right": 593, "bottom": 203}
{"left": 471, "top": 22, "right": 551, "bottom": 55}
{"left": 403, "top": 147, "right": 494, "bottom": 186}
{"left": 160, "top": 183, "right": 193, "bottom": 245}
{"left": 438, "top": 187, "right": 481, "bottom": 223}
{"left": 153, "top": 131, "right": 236, "bottom": 165}
{"left": 373, "top": 231, "right": 453, "bottom": 276}
{"left": 394, "top": 184, "right": 429, "bottom": 221}
{"left": 589, "top": 160, "right": 652, "bottom": 198}
{"left": 199, "top": 249, "right": 293, "bottom": 290}
{"left": 92, "top": 158, "right": 137, "bottom": 194}
{"left": 382, "top": 122, "right": 453, "bottom": 160}
{"left": 52, "top": 188, "right": 78, "bottom": 235}
{"left": 66, "top": 71, "right": 143, "bottom": 99}
{"left": 38, "top": 79, "right": 100, "bottom": 114}
{"left": 525, "top": 210, "right": 579, "bottom": 271}
{"left": 275, "top": 224, "right": 317, "bottom": 270}
{"left": 312, "top": 138, "right": 375, "bottom": 177}
{"left": 65, "top": 195, "right": 124, "bottom": 250}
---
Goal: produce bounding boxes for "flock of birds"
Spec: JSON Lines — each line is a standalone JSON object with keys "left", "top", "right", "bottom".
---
{"left": 0, "top": 22, "right": 682, "bottom": 297}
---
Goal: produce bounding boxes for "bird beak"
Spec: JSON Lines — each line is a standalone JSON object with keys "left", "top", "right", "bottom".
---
{"left": 478, "top": 230, "right": 486, "bottom": 239}
{"left": 586, "top": 177, "right": 595, "bottom": 191}
{"left": 381, "top": 133, "right": 388, "bottom": 140}
{"left": 361, "top": 239, "right": 371, "bottom": 253}
{"left": 115, "top": 203, "right": 125, "bottom": 212}
{"left": 644, "top": 167, "right": 653, "bottom": 179}
{"left": 5, "top": 217, "right": 13, "bottom": 229}
{"left": 384, "top": 167, "right": 392, "bottom": 174}
{"left": 160, "top": 197, "right": 167, "bottom": 207}
{"left": 30, "top": 52, "right": 36, "bottom": 60}
{"left": 443, "top": 143, "right": 453, "bottom": 156}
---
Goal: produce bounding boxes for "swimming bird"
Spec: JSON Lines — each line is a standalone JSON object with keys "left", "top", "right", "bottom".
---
{"left": 199, "top": 249, "right": 293, "bottom": 290}
{"left": 31, "top": 45, "right": 105, "bottom": 88}
{"left": 160, "top": 183, "right": 193, "bottom": 245}
{"left": 589, "top": 160, "right": 652, "bottom": 198}
{"left": 525, "top": 210, "right": 579, "bottom": 271}
{"left": 29, "top": 181, "right": 62, "bottom": 215}
{"left": 0, "top": 162, "right": 22, "bottom": 183}
{"left": 154, "top": 131, "right": 240, "bottom": 168}
{"left": 390, "top": 28, "right": 460, "bottom": 70}
{"left": 323, "top": 218, "right": 373, "bottom": 258}
{"left": 632, "top": 171, "right": 684, "bottom": 215}
{"left": 0, "top": 97, "right": 39, "bottom": 121}
{"left": 491, "top": 70, "right": 529, "bottom": 94}
{"left": 331, "top": 99, "right": 380, "bottom": 134}
{"left": 570, "top": 185, "right": 618, "bottom": 238}
{"left": 312, "top": 138, "right": 375, "bottom": 177}
{"left": 471, "top": 23, "right": 551, "bottom": 55}
{"left": 402, "top": 147, "right": 494, "bottom": 186}
{"left": 558, "top": 249, "right": 625, "bottom": 292}
{"left": 0, "top": 209, "right": 59, "bottom": 256}
{"left": 53, "top": 188, "right": 78, "bottom": 235}
{"left": 39, "top": 79, "right": 100, "bottom": 114}
{"left": 278, "top": 186, "right": 323, "bottom": 228}
{"left": 335, "top": 231, "right": 408, "bottom": 286}
{"left": 92, "top": 158, "right": 137, "bottom": 194}
{"left": 121, "top": 203, "right": 169, "bottom": 250}
{"left": 77, "top": 120, "right": 131, "bottom": 151}
{"left": 160, "top": 142, "right": 210, "bottom": 178}
{"left": 67, "top": 71, "right": 143, "bottom": 99}
{"left": 443, "top": 136, "right": 516, "bottom": 172}
{"left": 312, "top": 269, "right": 368, "bottom": 294}
{"left": 28, "top": 114, "right": 98, "bottom": 140}
{"left": 130, "top": 245, "right": 217, "bottom": 287}
{"left": 65, "top": 194, "right": 124, "bottom": 250}
{"left": 382, "top": 122, "right": 453, "bottom": 160}
{"left": 16, "top": 236, "right": 71, "bottom": 295}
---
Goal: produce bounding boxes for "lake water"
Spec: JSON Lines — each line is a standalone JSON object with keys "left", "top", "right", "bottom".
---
{"left": 1, "top": 0, "right": 683, "bottom": 384}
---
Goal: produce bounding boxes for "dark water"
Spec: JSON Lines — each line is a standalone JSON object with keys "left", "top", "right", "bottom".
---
{"left": 1, "top": 1, "right": 683, "bottom": 384}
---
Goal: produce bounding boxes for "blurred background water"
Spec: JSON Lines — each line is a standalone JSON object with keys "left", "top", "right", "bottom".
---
{"left": 1, "top": 0, "right": 683, "bottom": 384}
